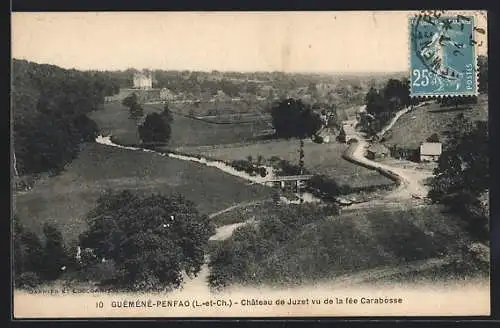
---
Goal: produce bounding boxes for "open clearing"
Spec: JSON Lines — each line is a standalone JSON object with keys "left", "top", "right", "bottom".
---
{"left": 14, "top": 142, "right": 274, "bottom": 244}
{"left": 382, "top": 95, "right": 488, "bottom": 148}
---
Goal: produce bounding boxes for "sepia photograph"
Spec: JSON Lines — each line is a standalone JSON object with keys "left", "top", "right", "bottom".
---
{"left": 11, "top": 10, "right": 490, "bottom": 318}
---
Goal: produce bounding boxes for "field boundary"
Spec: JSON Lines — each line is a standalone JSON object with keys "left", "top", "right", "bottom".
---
{"left": 146, "top": 104, "right": 272, "bottom": 126}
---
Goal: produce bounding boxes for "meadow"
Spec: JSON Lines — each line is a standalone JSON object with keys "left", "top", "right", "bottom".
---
{"left": 179, "top": 139, "right": 394, "bottom": 190}
{"left": 209, "top": 203, "right": 487, "bottom": 287}
{"left": 91, "top": 101, "right": 392, "bottom": 190}
{"left": 382, "top": 95, "right": 488, "bottom": 149}
{"left": 90, "top": 103, "right": 272, "bottom": 147}
{"left": 14, "top": 142, "right": 274, "bottom": 244}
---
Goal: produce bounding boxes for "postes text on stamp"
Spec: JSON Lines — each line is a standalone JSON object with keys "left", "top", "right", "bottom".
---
{"left": 409, "top": 14, "right": 477, "bottom": 97}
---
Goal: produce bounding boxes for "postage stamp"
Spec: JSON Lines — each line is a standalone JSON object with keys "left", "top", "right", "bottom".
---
{"left": 409, "top": 13, "right": 478, "bottom": 97}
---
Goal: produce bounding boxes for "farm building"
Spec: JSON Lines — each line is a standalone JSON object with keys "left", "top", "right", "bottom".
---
{"left": 133, "top": 72, "right": 153, "bottom": 89}
{"left": 419, "top": 142, "right": 442, "bottom": 162}
{"left": 366, "top": 143, "right": 390, "bottom": 160}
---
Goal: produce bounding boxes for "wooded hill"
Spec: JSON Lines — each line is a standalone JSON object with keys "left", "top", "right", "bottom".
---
{"left": 12, "top": 59, "right": 121, "bottom": 176}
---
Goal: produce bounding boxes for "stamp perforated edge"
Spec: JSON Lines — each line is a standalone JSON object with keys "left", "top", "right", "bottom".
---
{"left": 407, "top": 10, "right": 485, "bottom": 99}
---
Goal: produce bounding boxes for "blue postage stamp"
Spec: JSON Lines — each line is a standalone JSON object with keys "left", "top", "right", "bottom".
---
{"left": 409, "top": 14, "right": 477, "bottom": 97}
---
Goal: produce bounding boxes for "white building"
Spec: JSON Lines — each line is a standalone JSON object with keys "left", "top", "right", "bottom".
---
{"left": 133, "top": 72, "right": 153, "bottom": 89}
{"left": 419, "top": 142, "right": 442, "bottom": 162}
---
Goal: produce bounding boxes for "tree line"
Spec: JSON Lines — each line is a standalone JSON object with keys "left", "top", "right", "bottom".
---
{"left": 12, "top": 59, "right": 121, "bottom": 176}
{"left": 361, "top": 78, "right": 415, "bottom": 137}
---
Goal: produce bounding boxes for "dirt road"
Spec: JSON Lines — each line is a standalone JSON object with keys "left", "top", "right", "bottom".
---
{"left": 341, "top": 110, "right": 432, "bottom": 200}
{"left": 180, "top": 202, "right": 257, "bottom": 294}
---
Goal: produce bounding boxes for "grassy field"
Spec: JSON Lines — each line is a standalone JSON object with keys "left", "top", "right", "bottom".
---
{"left": 14, "top": 142, "right": 274, "bottom": 244}
{"left": 212, "top": 203, "right": 487, "bottom": 287}
{"left": 179, "top": 139, "right": 393, "bottom": 189}
{"left": 90, "top": 103, "right": 272, "bottom": 147}
{"left": 92, "top": 102, "right": 390, "bottom": 190}
{"left": 382, "top": 94, "right": 488, "bottom": 149}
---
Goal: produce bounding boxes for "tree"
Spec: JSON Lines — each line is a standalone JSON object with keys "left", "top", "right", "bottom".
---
{"left": 272, "top": 189, "right": 282, "bottom": 205}
{"left": 382, "top": 78, "right": 410, "bottom": 110}
{"left": 161, "top": 103, "right": 174, "bottom": 124}
{"left": 426, "top": 133, "right": 440, "bottom": 143}
{"left": 79, "top": 190, "right": 215, "bottom": 291}
{"left": 428, "top": 117, "right": 489, "bottom": 242}
{"left": 16, "top": 272, "right": 42, "bottom": 290}
{"left": 138, "top": 112, "right": 172, "bottom": 145}
{"left": 39, "top": 223, "right": 70, "bottom": 281}
{"left": 432, "top": 118, "right": 488, "bottom": 198}
{"left": 270, "top": 98, "right": 322, "bottom": 139}
{"left": 365, "top": 87, "right": 386, "bottom": 116}
{"left": 122, "top": 92, "right": 138, "bottom": 108}
{"left": 12, "top": 59, "right": 107, "bottom": 176}
{"left": 122, "top": 93, "right": 144, "bottom": 120}
{"left": 337, "top": 126, "right": 346, "bottom": 143}
{"left": 13, "top": 216, "right": 44, "bottom": 284}
{"left": 307, "top": 175, "right": 341, "bottom": 200}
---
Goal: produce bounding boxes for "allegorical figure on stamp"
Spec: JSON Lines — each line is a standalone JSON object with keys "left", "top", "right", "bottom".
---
{"left": 410, "top": 14, "right": 476, "bottom": 96}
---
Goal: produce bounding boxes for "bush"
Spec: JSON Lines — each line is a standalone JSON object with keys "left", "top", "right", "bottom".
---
{"left": 306, "top": 175, "right": 342, "bottom": 200}
{"left": 39, "top": 223, "right": 70, "bottom": 281}
{"left": 138, "top": 112, "right": 172, "bottom": 144}
{"left": 273, "top": 159, "right": 308, "bottom": 176}
{"left": 230, "top": 159, "right": 267, "bottom": 177}
{"left": 313, "top": 135, "right": 324, "bottom": 144}
{"left": 426, "top": 133, "right": 440, "bottom": 143}
{"left": 16, "top": 272, "right": 41, "bottom": 289}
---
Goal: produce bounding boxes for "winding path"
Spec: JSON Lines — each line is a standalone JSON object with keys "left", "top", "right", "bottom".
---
{"left": 341, "top": 105, "right": 433, "bottom": 200}
{"left": 179, "top": 202, "right": 258, "bottom": 294}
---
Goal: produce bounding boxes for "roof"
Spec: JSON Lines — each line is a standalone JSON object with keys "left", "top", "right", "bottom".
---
{"left": 367, "top": 143, "right": 390, "bottom": 154}
{"left": 420, "top": 142, "right": 442, "bottom": 156}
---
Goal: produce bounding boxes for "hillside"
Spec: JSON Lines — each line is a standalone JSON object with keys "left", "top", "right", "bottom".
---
{"left": 209, "top": 204, "right": 488, "bottom": 288}
{"left": 13, "top": 143, "right": 274, "bottom": 244}
{"left": 381, "top": 94, "right": 488, "bottom": 149}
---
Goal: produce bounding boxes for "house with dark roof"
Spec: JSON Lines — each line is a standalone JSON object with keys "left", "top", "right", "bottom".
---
{"left": 366, "top": 143, "right": 390, "bottom": 160}
{"left": 419, "top": 142, "right": 442, "bottom": 162}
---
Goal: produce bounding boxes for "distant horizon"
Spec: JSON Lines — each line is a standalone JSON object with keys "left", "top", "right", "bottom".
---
{"left": 13, "top": 57, "right": 408, "bottom": 77}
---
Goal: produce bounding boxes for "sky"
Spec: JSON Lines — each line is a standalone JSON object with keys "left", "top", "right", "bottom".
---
{"left": 11, "top": 11, "right": 488, "bottom": 73}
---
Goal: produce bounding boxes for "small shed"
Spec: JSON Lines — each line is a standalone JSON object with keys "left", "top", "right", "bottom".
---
{"left": 366, "top": 143, "right": 390, "bottom": 160}
{"left": 419, "top": 142, "right": 442, "bottom": 162}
